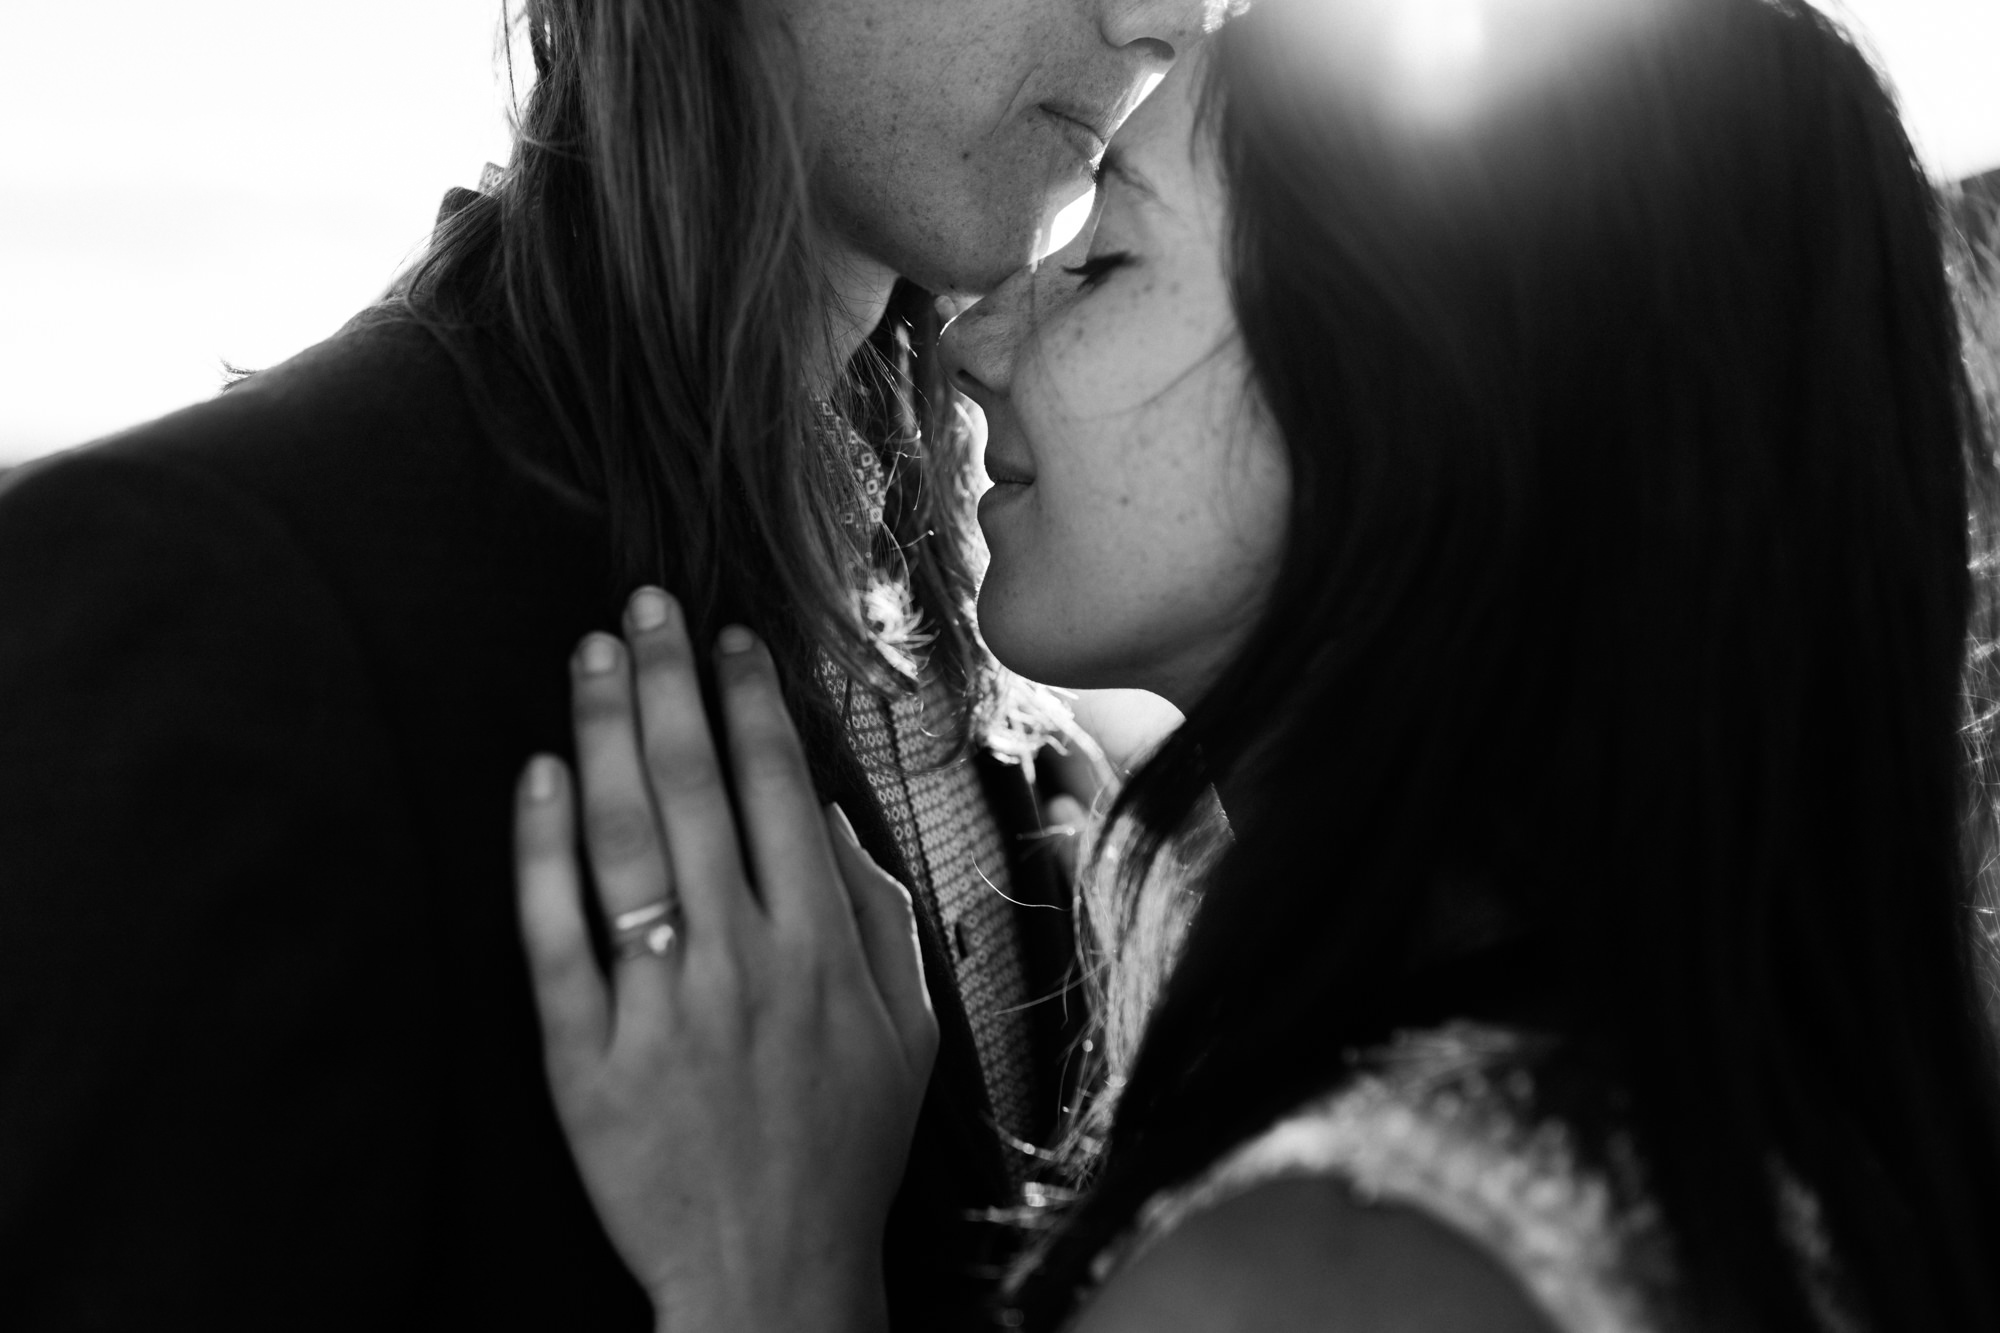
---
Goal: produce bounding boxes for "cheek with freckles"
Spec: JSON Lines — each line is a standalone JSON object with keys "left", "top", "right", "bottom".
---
{"left": 980, "top": 331, "right": 1288, "bottom": 701}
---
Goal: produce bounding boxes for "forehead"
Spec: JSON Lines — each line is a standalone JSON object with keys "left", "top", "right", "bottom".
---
{"left": 1092, "top": 52, "right": 1226, "bottom": 237}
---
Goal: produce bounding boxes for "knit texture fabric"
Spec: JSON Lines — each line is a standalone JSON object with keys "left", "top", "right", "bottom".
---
{"left": 812, "top": 400, "right": 1041, "bottom": 1158}
{"left": 841, "top": 673, "right": 1039, "bottom": 1155}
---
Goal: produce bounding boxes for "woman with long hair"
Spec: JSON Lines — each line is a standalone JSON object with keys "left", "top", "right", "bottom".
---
{"left": 0, "top": 0, "right": 1188, "bottom": 1321}
{"left": 510, "top": 0, "right": 2000, "bottom": 1327}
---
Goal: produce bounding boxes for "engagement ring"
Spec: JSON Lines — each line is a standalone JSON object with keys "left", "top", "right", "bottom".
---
{"left": 612, "top": 898, "right": 680, "bottom": 960}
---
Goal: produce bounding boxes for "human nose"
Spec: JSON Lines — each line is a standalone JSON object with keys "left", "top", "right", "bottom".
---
{"left": 939, "top": 269, "right": 1035, "bottom": 407}
{"left": 1092, "top": 0, "right": 1215, "bottom": 63}
{"left": 942, "top": 215, "right": 1097, "bottom": 403}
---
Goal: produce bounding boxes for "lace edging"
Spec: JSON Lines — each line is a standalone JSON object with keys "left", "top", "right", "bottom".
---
{"left": 1093, "top": 1025, "right": 1673, "bottom": 1333}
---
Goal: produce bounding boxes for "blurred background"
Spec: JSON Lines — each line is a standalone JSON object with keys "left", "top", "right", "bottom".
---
{"left": 1, "top": 0, "right": 1994, "bottom": 760}
{"left": 2, "top": 0, "right": 1995, "bottom": 466}
{"left": 2, "top": 3, "right": 514, "bottom": 464}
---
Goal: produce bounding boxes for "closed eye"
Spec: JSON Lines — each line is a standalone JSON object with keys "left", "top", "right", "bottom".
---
{"left": 1062, "top": 251, "right": 1133, "bottom": 290}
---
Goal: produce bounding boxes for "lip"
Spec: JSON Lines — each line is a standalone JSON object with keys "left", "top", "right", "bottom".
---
{"left": 978, "top": 477, "right": 1032, "bottom": 521}
{"left": 983, "top": 452, "right": 1036, "bottom": 487}
{"left": 1039, "top": 103, "right": 1110, "bottom": 164}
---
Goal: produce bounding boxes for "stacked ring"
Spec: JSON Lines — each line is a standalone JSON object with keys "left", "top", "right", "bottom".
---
{"left": 612, "top": 899, "right": 680, "bottom": 960}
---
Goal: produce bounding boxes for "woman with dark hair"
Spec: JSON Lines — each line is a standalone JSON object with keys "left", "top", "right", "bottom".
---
{"left": 512, "top": 0, "right": 2000, "bottom": 1328}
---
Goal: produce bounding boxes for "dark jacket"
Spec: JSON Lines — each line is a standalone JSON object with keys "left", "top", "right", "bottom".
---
{"left": 0, "top": 311, "right": 1079, "bottom": 1331}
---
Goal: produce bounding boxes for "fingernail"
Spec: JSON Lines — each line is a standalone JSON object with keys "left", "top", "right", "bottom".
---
{"left": 578, "top": 634, "right": 620, "bottom": 674}
{"left": 525, "top": 755, "right": 559, "bottom": 802}
{"left": 717, "top": 625, "right": 756, "bottom": 655}
{"left": 628, "top": 587, "right": 670, "bottom": 631}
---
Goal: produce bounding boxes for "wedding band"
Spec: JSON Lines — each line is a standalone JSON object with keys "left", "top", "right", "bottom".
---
{"left": 612, "top": 898, "right": 680, "bottom": 960}
{"left": 614, "top": 900, "right": 674, "bottom": 932}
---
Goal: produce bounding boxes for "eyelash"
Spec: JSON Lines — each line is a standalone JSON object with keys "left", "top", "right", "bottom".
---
{"left": 1063, "top": 251, "right": 1133, "bottom": 290}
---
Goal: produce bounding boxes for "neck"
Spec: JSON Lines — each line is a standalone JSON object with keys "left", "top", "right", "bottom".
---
{"left": 810, "top": 240, "right": 899, "bottom": 400}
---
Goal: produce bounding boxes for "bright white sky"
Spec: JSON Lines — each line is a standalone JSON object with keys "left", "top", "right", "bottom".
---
{"left": 2, "top": 0, "right": 1997, "bottom": 463}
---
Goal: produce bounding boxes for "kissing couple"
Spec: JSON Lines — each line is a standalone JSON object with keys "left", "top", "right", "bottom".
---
{"left": 4, "top": 0, "right": 2000, "bottom": 1329}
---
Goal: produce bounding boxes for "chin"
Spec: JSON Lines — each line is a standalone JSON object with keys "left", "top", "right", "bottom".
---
{"left": 977, "top": 585, "right": 1134, "bottom": 693}
{"left": 976, "top": 584, "right": 1062, "bottom": 685}
{"left": 907, "top": 197, "right": 1057, "bottom": 296}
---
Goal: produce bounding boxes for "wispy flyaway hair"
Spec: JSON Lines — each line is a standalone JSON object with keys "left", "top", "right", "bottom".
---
{"left": 392, "top": 0, "right": 1010, "bottom": 754}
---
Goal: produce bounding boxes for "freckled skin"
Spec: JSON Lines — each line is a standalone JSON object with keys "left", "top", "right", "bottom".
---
{"left": 781, "top": 0, "right": 1211, "bottom": 296}
{"left": 940, "top": 54, "right": 1291, "bottom": 707}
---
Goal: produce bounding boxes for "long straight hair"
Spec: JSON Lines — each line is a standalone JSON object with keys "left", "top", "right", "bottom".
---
{"left": 392, "top": 0, "right": 1004, "bottom": 750}
{"left": 1020, "top": 1, "right": 2000, "bottom": 1328}
{"left": 1955, "top": 190, "right": 2000, "bottom": 1032}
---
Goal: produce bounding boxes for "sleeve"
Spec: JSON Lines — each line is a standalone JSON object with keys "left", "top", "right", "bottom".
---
{"left": 0, "top": 449, "right": 443, "bottom": 1329}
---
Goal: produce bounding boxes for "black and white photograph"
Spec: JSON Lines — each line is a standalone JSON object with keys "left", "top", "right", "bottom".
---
{"left": 4, "top": 0, "right": 2000, "bottom": 1328}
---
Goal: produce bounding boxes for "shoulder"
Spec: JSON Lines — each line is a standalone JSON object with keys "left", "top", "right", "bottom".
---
{"left": 0, "top": 306, "right": 589, "bottom": 629}
{"left": 1, "top": 307, "right": 528, "bottom": 550}
{"left": 0, "top": 425, "right": 385, "bottom": 746}
{"left": 0, "top": 440, "right": 323, "bottom": 616}
{"left": 0, "top": 427, "right": 339, "bottom": 614}
{"left": 1071, "top": 1175, "right": 1558, "bottom": 1333}
{"left": 1057, "top": 1028, "right": 1680, "bottom": 1333}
